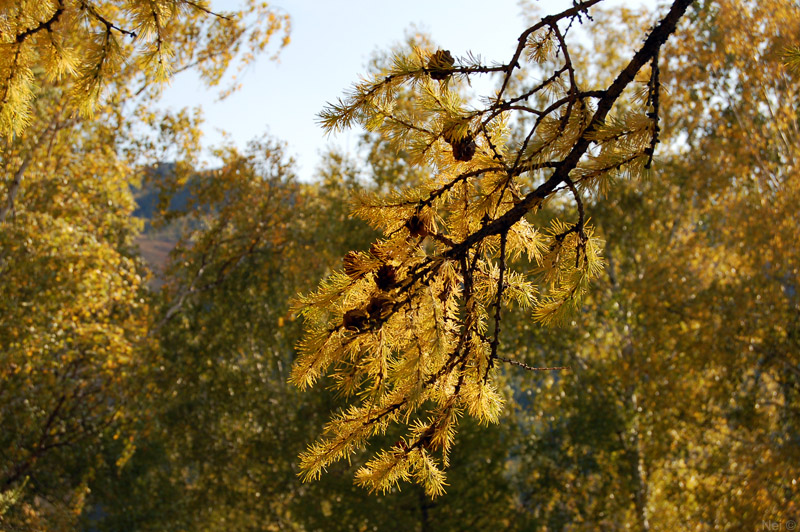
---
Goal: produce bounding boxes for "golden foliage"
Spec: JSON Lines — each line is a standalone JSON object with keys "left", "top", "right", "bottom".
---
{"left": 0, "top": 0, "right": 290, "bottom": 136}
{"left": 294, "top": 0, "right": 694, "bottom": 495}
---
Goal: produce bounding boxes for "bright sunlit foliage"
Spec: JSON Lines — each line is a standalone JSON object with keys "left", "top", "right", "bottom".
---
{"left": 292, "top": 0, "right": 694, "bottom": 495}
{"left": 0, "top": 0, "right": 289, "bottom": 136}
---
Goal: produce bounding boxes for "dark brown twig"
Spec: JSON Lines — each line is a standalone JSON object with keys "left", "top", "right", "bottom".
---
{"left": 80, "top": 1, "right": 137, "bottom": 38}
{"left": 15, "top": 0, "right": 64, "bottom": 43}
{"left": 494, "top": 0, "right": 605, "bottom": 104}
{"left": 644, "top": 49, "right": 661, "bottom": 169}
{"left": 180, "top": 0, "right": 233, "bottom": 21}
{"left": 444, "top": 0, "right": 694, "bottom": 260}
{"left": 485, "top": 232, "right": 507, "bottom": 382}
{"left": 496, "top": 356, "right": 570, "bottom": 372}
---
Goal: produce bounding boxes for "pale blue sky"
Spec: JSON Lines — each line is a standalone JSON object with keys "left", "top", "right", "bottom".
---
{"left": 158, "top": 0, "right": 644, "bottom": 181}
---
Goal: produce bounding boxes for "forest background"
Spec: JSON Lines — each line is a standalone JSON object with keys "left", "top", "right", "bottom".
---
{"left": 0, "top": 0, "right": 798, "bottom": 531}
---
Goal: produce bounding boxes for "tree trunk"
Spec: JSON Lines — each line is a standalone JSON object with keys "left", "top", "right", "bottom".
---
{"left": 629, "top": 390, "right": 651, "bottom": 532}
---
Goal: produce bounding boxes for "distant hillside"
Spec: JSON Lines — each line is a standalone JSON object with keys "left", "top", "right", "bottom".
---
{"left": 132, "top": 162, "right": 193, "bottom": 280}
{"left": 132, "top": 162, "right": 192, "bottom": 223}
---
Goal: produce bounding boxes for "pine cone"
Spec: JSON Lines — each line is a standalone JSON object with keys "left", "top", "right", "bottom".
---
{"left": 428, "top": 49, "right": 455, "bottom": 81}
{"left": 375, "top": 264, "right": 398, "bottom": 291}
{"left": 405, "top": 209, "right": 434, "bottom": 238}
{"left": 443, "top": 125, "right": 477, "bottom": 162}
{"left": 342, "top": 308, "right": 369, "bottom": 332}
{"left": 450, "top": 134, "right": 476, "bottom": 162}
{"left": 366, "top": 294, "right": 394, "bottom": 322}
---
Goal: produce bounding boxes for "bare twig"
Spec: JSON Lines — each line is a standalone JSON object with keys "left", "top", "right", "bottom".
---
{"left": 14, "top": 0, "right": 64, "bottom": 43}
{"left": 80, "top": 1, "right": 137, "bottom": 38}
{"left": 494, "top": 0, "right": 605, "bottom": 104}
{"left": 444, "top": 0, "right": 695, "bottom": 260}
{"left": 180, "top": 0, "right": 232, "bottom": 21}
{"left": 485, "top": 232, "right": 507, "bottom": 382}
{"left": 496, "top": 356, "right": 570, "bottom": 372}
{"left": 644, "top": 49, "right": 661, "bottom": 169}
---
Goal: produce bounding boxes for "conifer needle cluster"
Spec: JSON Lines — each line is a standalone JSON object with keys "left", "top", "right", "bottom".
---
{"left": 293, "top": 0, "right": 694, "bottom": 495}
{"left": 0, "top": 0, "right": 290, "bottom": 137}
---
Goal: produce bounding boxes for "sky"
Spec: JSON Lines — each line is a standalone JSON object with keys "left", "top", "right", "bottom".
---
{"left": 157, "top": 0, "right": 643, "bottom": 181}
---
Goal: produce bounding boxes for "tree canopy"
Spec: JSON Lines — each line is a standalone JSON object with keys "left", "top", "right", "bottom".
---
{"left": 0, "top": 0, "right": 289, "bottom": 136}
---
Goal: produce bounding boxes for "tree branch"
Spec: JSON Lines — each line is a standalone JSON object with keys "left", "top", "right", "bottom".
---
{"left": 445, "top": 0, "right": 694, "bottom": 260}
{"left": 496, "top": 356, "right": 570, "bottom": 372}
{"left": 14, "top": 0, "right": 65, "bottom": 43}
